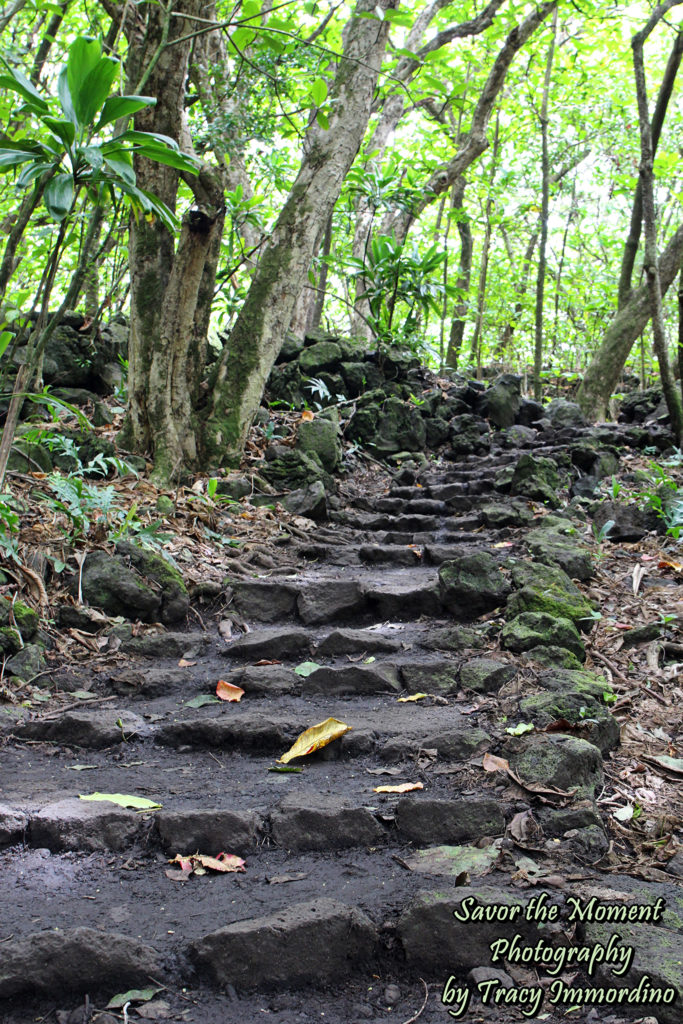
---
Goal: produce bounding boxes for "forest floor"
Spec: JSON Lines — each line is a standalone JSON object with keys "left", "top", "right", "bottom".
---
{"left": 0, "top": 388, "right": 682, "bottom": 1024}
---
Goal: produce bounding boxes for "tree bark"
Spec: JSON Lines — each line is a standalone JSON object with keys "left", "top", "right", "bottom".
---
{"left": 533, "top": 6, "right": 557, "bottom": 401}
{"left": 204, "top": 0, "right": 396, "bottom": 465}
{"left": 576, "top": 222, "right": 683, "bottom": 420}
{"left": 631, "top": 2, "right": 683, "bottom": 442}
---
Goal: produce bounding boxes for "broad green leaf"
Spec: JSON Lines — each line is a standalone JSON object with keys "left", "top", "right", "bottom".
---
{"left": 0, "top": 332, "right": 12, "bottom": 359}
{"left": 106, "top": 988, "right": 163, "bottom": 1010}
{"left": 311, "top": 78, "right": 327, "bottom": 106}
{"left": 67, "top": 37, "right": 102, "bottom": 123}
{"left": 103, "top": 151, "right": 136, "bottom": 187}
{"left": 316, "top": 110, "right": 329, "bottom": 130}
{"left": 79, "top": 792, "right": 161, "bottom": 810}
{"left": 43, "top": 172, "right": 74, "bottom": 221}
{"left": 78, "top": 56, "right": 119, "bottom": 127}
{"left": 505, "top": 722, "right": 535, "bottom": 736}
{"left": 95, "top": 94, "right": 156, "bottom": 130}
{"left": 294, "top": 661, "right": 320, "bottom": 677}
{"left": 0, "top": 69, "right": 49, "bottom": 113}
{"left": 0, "top": 149, "right": 44, "bottom": 170}
{"left": 132, "top": 146, "right": 199, "bottom": 173}
{"left": 43, "top": 117, "right": 75, "bottom": 149}
{"left": 83, "top": 144, "right": 103, "bottom": 173}
{"left": 267, "top": 765, "right": 302, "bottom": 773}
{"left": 58, "top": 67, "right": 78, "bottom": 125}
{"left": 185, "top": 694, "right": 220, "bottom": 708}
{"left": 111, "top": 129, "right": 180, "bottom": 150}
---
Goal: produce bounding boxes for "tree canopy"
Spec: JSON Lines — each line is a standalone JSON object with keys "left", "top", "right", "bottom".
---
{"left": 1, "top": 0, "right": 682, "bottom": 478}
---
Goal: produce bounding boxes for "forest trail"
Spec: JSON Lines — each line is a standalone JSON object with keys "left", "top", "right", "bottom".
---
{"left": 1, "top": 428, "right": 682, "bottom": 1024}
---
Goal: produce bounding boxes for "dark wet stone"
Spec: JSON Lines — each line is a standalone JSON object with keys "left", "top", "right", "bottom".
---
{"left": 591, "top": 499, "right": 660, "bottom": 542}
{"left": 17, "top": 710, "right": 150, "bottom": 748}
{"left": 230, "top": 580, "right": 298, "bottom": 622}
{"left": 538, "top": 802, "right": 604, "bottom": 836}
{"left": 281, "top": 481, "right": 327, "bottom": 520}
{"left": 365, "top": 580, "right": 442, "bottom": 619}
{"left": 156, "top": 808, "right": 260, "bottom": 855}
{"left": 116, "top": 541, "right": 189, "bottom": 624}
{"left": 239, "top": 664, "right": 300, "bottom": 695}
{"left": 398, "top": 887, "right": 558, "bottom": 973}
{"left": 315, "top": 628, "right": 401, "bottom": 657}
{"left": 0, "top": 803, "right": 27, "bottom": 847}
{"left": 5, "top": 643, "right": 45, "bottom": 681}
{"left": 0, "top": 927, "right": 162, "bottom": 996}
{"left": 191, "top": 898, "right": 377, "bottom": 988}
{"left": 438, "top": 552, "right": 510, "bottom": 620}
{"left": 227, "top": 627, "right": 313, "bottom": 661}
{"left": 421, "top": 625, "right": 488, "bottom": 652}
{"left": 480, "top": 501, "right": 532, "bottom": 528}
{"left": 359, "top": 545, "right": 423, "bottom": 567}
{"left": 485, "top": 374, "right": 521, "bottom": 429}
{"left": 395, "top": 797, "right": 504, "bottom": 844}
{"left": 400, "top": 661, "right": 459, "bottom": 694}
{"left": 271, "top": 793, "right": 383, "bottom": 851}
{"left": 31, "top": 797, "right": 143, "bottom": 852}
{"left": 121, "top": 630, "right": 211, "bottom": 658}
{"left": 460, "top": 658, "right": 516, "bottom": 693}
{"left": 297, "top": 580, "right": 367, "bottom": 625}
{"left": 546, "top": 398, "right": 586, "bottom": 429}
{"left": 80, "top": 550, "right": 161, "bottom": 622}
{"left": 304, "top": 663, "right": 401, "bottom": 696}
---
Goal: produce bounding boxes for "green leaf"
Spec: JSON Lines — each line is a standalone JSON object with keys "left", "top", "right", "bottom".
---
{"left": 505, "top": 722, "right": 535, "bottom": 736}
{"left": 66, "top": 36, "right": 102, "bottom": 124}
{"left": 110, "top": 129, "right": 180, "bottom": 150}
{"left": 0, "top": 332, "right": 12, "bottom": 359}
{"left": 0, "top": 69, "right": 49, "bottom": 113}
{"left": 0, "top": 148, "right": 45, "bottom": 171}
{"left": 106, "top": 988, "right": 163, "bottom": 1010}
{"left": 267, "top": 765, "right": 303, "bottom": 773}
{"left": 43, "top": 117, "right": 75, "bottom": 148}
{"left": 95, "top": 94, "right": 156, "bottom": 130}
{"left": 316, "top": 110, "right": 329, "bottom": 130}
{"left": 83, "top": 144, "right": 104, "bottom": 173}
{"left": 79, "top": 792, "right": 161, "bottom": 810}
{"left": 132, "top": 146, "right": 199, "bottom": 173}
{"left": 185, "top": 694, "right": 220, "bottom": 708}
{"left": 311, "top": 77, "right": 327, "bottom": 106}
{"left": 103, "top": 151, "right": 135, "bottom": 186}
{"left": 58, "top": 67, "right": 78, "bottom": 125}
{"left": 78, "top": 56, "right": 119, "bottom": 127}
{"left": 43, "top": 172, "right": 74, "bottom": 221}
{"left": 294, "top": 661, "right": 320, "bottom": 677}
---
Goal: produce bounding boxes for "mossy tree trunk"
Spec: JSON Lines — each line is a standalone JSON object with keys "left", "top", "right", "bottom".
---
{"left": 203, "top": 0, "right": 396, "bottom": 465}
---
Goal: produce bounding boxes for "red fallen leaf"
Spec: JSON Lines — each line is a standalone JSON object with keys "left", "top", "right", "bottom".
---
{"left": 195, "top": 852, "right": 246, "bottom": 873}
{"left": 658, "top": 559, "right": 683, "bottom": 573}
{"left": 169, "top": 854, "right": 193, "bottom": 873}
{"left": 541, "top": 718, "right": 589, "bottom": 735}
{"left": 252, "top": 658, "right": 282, "bottom": 666}
{"left": 613, "top": 622, "right": 634, "bottom": 630}
{"left": 216, "top": 679, "right": 245, "bottom": 702}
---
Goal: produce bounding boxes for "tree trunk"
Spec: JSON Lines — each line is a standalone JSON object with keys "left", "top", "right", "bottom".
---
{"left": 632, "top": 3, "right": 683, "bottom": 442}
{"left": 576, "top": 222, "right": 683, "bottom": 420}
{"left": 445, "top": 179, "right": 472, "bottom": 370}
{"left": 204, "top": 0, "right": 395, "bottom": 465}
{"left": 533, "top": 7, "right": 557, "bottom": 401}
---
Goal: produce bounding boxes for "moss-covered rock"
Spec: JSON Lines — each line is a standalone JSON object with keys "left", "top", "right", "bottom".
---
{"left": 485, "top": 374, "right": 521, "bottom": 429}
{"left": 510, "top": 453, "right": 562, "bottom": 507}
{"left": 449, "top": 414, "right": 490, "bottom": 456}
{"left": 267, "top": 361, "right": 303, "bottom": 407}
{"left": 8, "top": 439, "right": 53, "bottom": 474}
{"left": 374, "top": 397, "right": 426, "bottom": 454}
{"left": 526, "top": 516, "right": 593, "bottom": 581}
{"left": 506, "top": 559, "right": 596, "bottom": 628}
{"left": 116, "top": 541, "right": 189, "bottom": 624}
{"left": 340, "top": 362, "right": 383, "bottom": 396}
{"left": 0, "top": 599, "right": 39, "bottom": 639}
{"left": 421, "top": 625, "right": 489, "bottom": 652}
{"left": 520, "top": 645, "right": 584, "bottom": 670}
{"left": 260, "top": 449, "right": 332, "bottom": 490}
{"left": 509, "top": 734, "right": 603, "bottom": 796}
{"left": 519, "top": 691, "right": 620, "bottom": 752}
{"left": 501, "top": 612, "right": 585, "bottom": 660}
{"left": 438, "top": 552, "right": 510, "bottom": 621}
{"left": 80, "top": 551, "right": 161, "bottom": 622}
{"left": 480, "top": 501, "right": 532, "bottom": 528}
{"left": 0, "top": 627, "right": 22, "bottom": 655}
{"left": 460, "top": 658, "right": 516, "bottom": 693}
{"left": 299, "top": 340, "right": 343, "bottom": 375}
{"left": 534, "top": 668, "right": 613, "bottom": 701}
{"left": 296, "top": 417, "right": 341, "bottom": 472}
{"left": 6, "top": 643, "right": 46, "bottom": 682}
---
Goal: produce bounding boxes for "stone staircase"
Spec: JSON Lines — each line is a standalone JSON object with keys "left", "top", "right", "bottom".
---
{"left": 0, "top": 437, "right": 681, "bottom": 1024}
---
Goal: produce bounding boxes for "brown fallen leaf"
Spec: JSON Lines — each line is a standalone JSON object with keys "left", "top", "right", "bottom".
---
{"left": 168, "top": 852, "right": 246, "bottom": 876}
{"left": 482, "top": 752, "right": 575, "bottom": 801}
{"left": 252, "top": 658, "right": 282, "bottom": 666}
{"left": 216, "top": 679, "right": 245, "bottom": 702}
{"left": 373, "top": 781, "right": 424, "bottom": 794}
{"left": 267, "top": 872, "right": 308, "bottom": 884}
{"left": 482, "top": 752, "right": 510, "bottom": 773}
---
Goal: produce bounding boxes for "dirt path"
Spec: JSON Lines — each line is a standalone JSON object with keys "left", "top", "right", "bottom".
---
{"left": 0, "top": 432, "right": 681, "bottom": 1024}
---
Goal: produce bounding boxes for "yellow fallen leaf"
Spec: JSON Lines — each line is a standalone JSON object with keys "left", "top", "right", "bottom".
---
{"left": 178, "top": 658, "right": 196, "bottom": 668}
{"left": 397, "top": 693, "right": 428, "bottom": 703}
{"left": 373, "top": 781, "right": 424, "bottom": 794}
{"left": 216, "top": 679, "right": 245, "bottom": 702}
{"left": 278, "top": 717, "right": 351, "bottom": 764}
